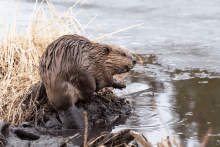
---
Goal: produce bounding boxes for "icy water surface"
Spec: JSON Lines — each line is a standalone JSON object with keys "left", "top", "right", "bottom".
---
{"left": 1, "top": 0, "right": 220, "bottom": 146}
{"left": 114, "top": 56, "right": 220, "bottom": 146}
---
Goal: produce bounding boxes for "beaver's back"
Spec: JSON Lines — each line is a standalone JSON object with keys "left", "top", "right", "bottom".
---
{"left": 39, "top": 34, "right": 136, "bottom": 112}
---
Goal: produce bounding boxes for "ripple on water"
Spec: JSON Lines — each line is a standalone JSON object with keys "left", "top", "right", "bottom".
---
{"left": 113, "top": 75, "right": 180, "bottom": 143}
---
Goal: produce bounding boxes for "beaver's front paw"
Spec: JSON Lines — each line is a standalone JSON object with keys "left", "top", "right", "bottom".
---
{"left": 112, "top": 78, "right": 126, "bottom": 90}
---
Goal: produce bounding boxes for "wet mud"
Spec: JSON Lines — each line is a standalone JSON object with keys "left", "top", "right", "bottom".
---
{"left": 0, "top": 86, "right": 131, "bottom": 147}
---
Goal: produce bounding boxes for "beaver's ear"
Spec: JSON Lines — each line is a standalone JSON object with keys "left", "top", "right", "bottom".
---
{"left": 104, "top": 47, "right": 111, "bottom": 55}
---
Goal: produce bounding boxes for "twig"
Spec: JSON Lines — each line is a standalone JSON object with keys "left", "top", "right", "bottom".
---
{"left": 87, "top": 134, "right": 107, "bottom": 147}
{"left": 0, "top": 140, "right": 4, "bottom": 147}
{"left": 133, "top": 53, "right": 143, "bottom": 66}
{"left": 84, "top": 111, "right": 88, "bottom": 147}
{"left": 158, "top": 136, "right": 172, "bottom": 147}
{"left": 130, "top": 131, "right": 153, "bottom": 147}
{"left": 99, "top": 129, "right": 133, "bottom": 146}
{"left": 60, "top": 133, "right": 81, "bottom": 147}
{"left": 199, "top": 127, "right": 213, "bottom": 147}
{"left": 93, "top": 23, "right": 144, "bottom": 41}
{"left": 114, "top": 143, "right": 129, "bottom": 147}
{"left": 82, "top": 10, "right": 111, "bottom": 45}
{"left": 2, "top": 11, "right": 6, "bottom": 40}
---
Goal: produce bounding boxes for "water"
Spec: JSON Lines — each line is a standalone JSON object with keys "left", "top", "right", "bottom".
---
{"left": 1, "top": 0, "right": 220, "bottom": 146}
{"left": 114, "top": 56, "right": 220, "bottom": 146}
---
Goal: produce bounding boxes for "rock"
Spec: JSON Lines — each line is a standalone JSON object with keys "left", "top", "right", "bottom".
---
{"left": 0, "top": 122, "right": 10, "bottom": 146}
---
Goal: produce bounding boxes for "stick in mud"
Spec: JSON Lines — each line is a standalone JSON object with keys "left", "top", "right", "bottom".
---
{"left": 60, "top": 133, "right": 81, "bottom": 147}
{"left": 84, "top": 111, "right": 88, "bottom": 147}
{"left": 130, "top": 130, "right": 153, "bottom": 147}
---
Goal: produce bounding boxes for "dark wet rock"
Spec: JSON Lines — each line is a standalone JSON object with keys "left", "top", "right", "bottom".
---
{"left": 13, "top": 129, "right": 40, "bottom": 140}
{"left": 0, "top": 122, "right": 10, "bottom": 146}
{"left": 0, "top": 122, "right": 10, "bottom": 138}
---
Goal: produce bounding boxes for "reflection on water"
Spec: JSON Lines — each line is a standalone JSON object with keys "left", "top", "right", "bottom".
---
{"left": 113, "top": 55, "right": 220, "bottom": 146}
{"left": 173, "top": 77, "right": 220, "bottom": 146}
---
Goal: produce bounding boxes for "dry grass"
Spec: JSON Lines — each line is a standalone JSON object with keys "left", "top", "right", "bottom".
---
{"left": 0, "top": 0, "right": 142, "bottom": 126}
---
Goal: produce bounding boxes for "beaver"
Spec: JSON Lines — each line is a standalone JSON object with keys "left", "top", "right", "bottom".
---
{"left": 39, "top": 34, "right": 136, "bottom": 129}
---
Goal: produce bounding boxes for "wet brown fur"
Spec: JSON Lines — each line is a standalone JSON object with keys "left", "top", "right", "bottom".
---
{"left": 39, "top": 34, "right": 136, "bottom": 112}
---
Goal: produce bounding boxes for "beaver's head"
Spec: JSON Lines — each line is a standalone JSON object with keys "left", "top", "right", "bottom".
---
{"left": 103, "top": 45, "right": 136, "bottom": 75}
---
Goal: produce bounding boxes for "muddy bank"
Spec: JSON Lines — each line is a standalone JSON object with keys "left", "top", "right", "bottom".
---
{"left": 0, "top": 84, "right": 131, "bottom": 146}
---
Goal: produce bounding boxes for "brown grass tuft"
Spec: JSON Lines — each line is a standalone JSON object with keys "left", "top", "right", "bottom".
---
{"left": 0, "top": 0, "right": 141, "bottom": 126}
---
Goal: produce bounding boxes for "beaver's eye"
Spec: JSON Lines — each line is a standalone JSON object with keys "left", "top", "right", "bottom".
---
{"left": 104, "top": 47, "right": 110, "bottom": 55}
{"left": 122, "top": 53, "right": 127, "bottom": 57}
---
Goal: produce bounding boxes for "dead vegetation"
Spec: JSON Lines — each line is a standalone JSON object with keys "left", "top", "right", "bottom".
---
{"left": 0, "top": 0, "right": 141, "bottom": 126}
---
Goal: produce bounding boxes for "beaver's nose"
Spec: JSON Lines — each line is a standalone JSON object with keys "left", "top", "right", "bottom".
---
{"left": 133, "top": 58, "right": 137, "bottom": 65}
